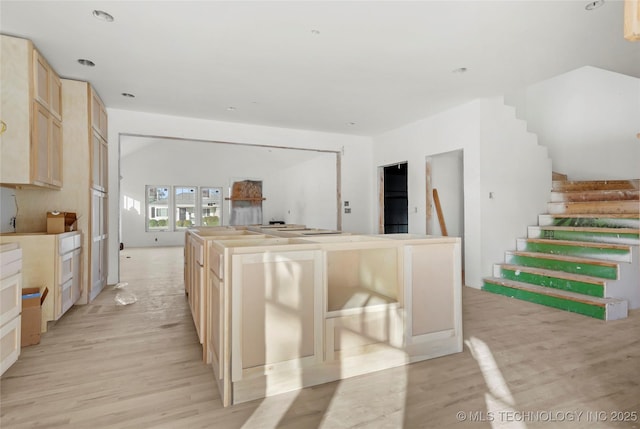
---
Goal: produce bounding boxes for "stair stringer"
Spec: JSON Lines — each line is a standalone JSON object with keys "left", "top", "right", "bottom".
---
{"left": 615, "top": 246, "right": 640, "bottom": 309}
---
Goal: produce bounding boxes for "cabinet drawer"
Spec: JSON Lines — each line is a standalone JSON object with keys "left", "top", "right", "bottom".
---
{"left": 60, "top": 278, "right": 74, "bottom": 316}
{"left": 59, "top": 251, "right": 74, "bottom": 284}
{"left": 0, "top": 246, "right": 22, "bottom": 279}
{"left": 0, "top": 273, "right": 21, "bottom": 327}
{"left": 59, "top": 233, "right": 81, "bottom": 254}
{"left": 0, "top": 315, "right": 21, "bottom": 376}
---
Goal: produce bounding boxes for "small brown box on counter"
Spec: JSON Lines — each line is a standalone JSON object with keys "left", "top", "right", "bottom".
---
{"left": 46, "top": 212, "right": 77, "bottom": 234}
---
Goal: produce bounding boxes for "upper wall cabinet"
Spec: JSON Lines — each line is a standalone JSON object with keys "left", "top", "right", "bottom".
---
{"left": 0, "top": 35, "right": 63, "bottom": 189}
{"left": 91, "top": 90, "right": 108, "bottom": 140}
{"left": 33, "top": 49, "right": 62, "bottom": 121}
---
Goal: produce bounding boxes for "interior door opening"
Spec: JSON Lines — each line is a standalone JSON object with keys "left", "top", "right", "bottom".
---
{"left": 380, "top": 162, "right": 408, "bottom": 234}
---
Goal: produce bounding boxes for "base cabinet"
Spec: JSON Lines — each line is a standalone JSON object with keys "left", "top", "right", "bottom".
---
{"left": 186, "top": 228, "right": 462, "bottom": 407}
{"left": 1, "top": 243, "right": 23, "bottom": 375}
{"left": 0, "top": 232, "right": 82, "bottom": 332}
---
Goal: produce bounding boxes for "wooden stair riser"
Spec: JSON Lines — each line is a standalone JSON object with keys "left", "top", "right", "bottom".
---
{"left": 538, "top": 215, "right": 640, "bottom": 229}
{"left": 550, "top": 189, "right": 640, "bottom": 203}
{"left": 547, "top": 200, "right": 640, "bottom": 215}
{"left": 551, "top": 179, "right": 639, "bottom": 192}
{"left": 516, "top": 239, "right": 632, "bottom": 263}
{"left": 483, "top": 281, "right": 609, "bottom": 319}
{"left": 495, "top": 266, "right": 605, "bottom": 298}
{"left": 528, "top": 226, "right": 640, "bottom": 246}
{"left": 505, "top": 253, "right": 618, "bottom": 280}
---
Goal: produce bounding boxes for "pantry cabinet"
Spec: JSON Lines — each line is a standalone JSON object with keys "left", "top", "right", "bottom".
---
{"left": 0, "top": 35, "right": 63, "bottom": 189}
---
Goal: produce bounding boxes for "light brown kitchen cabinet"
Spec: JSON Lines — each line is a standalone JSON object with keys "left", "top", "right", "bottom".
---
{"left": 91, "top": 90, "right": 108, "bottom": 140}
{"left": 12, "top": 79, "right": 109, "bottom": 306}
{"left": 33, "top": 48, "right": 62, "bottom": 121}
{"left": 0, "top": 243, "right": 22, "bottom": 376}
{"left": 0, "top": 232, "right": 82, "bottom": 333}
{"left": 32, "top": 101, "right": 62, "bottom": 187}
{"left": 0, "top": 34, "right": 63, "bottom": 189}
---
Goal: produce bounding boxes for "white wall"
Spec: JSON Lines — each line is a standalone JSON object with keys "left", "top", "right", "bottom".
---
{"left": 505, "top": 66, "right": 640, "bottom": 180}
{"left": 120, "top": 138, "right": 338, "bottom": 247}
{"left": 373, "top": 97, "right": 551, "bottom": 288}
{"left": 108, "top": 109, "right": 374, "bottom": 283}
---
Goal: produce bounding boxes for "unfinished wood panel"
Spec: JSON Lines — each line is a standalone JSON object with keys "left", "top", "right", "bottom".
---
{"left": 330, "top": 306, "right": 402, "bottom": 353}
{"left": 625, "top": 0, "right": 640, "bottom": 41}
{"left": 33, "top": 49, "right": 50, "bottom": 110}
{"left": 239, "top": 257, "right": 317, "bottom": 370}
{"left": 0, "top": 36, "right": 31, "bottom": 185}
{"left": 409, "top": 243, "right": 457, "bottom": 336}
{"left": 208, "top": 273, "right": 223, "bottom": 379}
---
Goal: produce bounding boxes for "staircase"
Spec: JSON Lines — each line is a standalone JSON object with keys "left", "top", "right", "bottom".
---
{"left": 483, "top": 178, "right": 640, "bottom": 320}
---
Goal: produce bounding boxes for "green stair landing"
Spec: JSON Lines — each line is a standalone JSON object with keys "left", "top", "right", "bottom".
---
{"left": 483, "top": 178, "right": 639, "bottom": 320}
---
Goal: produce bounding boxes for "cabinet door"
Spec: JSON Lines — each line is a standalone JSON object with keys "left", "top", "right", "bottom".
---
{"left": 91, "top": 90, "right": 108, "bottom": 140}
{"left": 91, "top": 131, "right": 108, "bottom": 192}
{"left": 32, "top": 102, "right": 50, "bottom": 184}
{"left": 90, "top": 190, "right": 108, "bottom": 301}
{"left": 33, "top": 50, "right": 51, "bottom": 110}
{"left": 31, "top": 102, "right": 62, "bottom": 187}
{"left": 50, "top": 117, "right": 62, "bottom": 187}
{"left": 49, "top": 72, "right": 62, "bottom": 120}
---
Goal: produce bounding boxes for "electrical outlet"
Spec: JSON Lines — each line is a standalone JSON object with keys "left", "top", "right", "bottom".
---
{"left": 344, "top": 208, "right": 351, "bottom": 214}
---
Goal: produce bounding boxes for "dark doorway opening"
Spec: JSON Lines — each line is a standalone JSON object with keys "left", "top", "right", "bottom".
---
{"left": 382, "top": 162, "right": 408, "bottom": 233}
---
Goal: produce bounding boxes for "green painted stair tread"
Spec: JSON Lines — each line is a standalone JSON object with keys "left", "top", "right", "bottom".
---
{"left": 524, "top": 238, "right": 631, "bottom": 251}
{"left": 533, "top": 227, "right": 640, "bottom": 245}
{"left": 538, "top": 226, "right": 639, "bottom": 234}
{"left": 482, "top": 278, "right": 627, "bottom": 320}
{"left": 498, "top": 263, "right": 606, "bottom": 285}
{"left": 540, "top": 215, "right": 640, "bottom": 230}
{"left": 506, "top": 251, "right": 619, "bottom": 280}
{"left": 496, "top": 264, "right": 605, "bottom": 297}
{"left": 519, "top": 238, "right": 632, "bottom": 262}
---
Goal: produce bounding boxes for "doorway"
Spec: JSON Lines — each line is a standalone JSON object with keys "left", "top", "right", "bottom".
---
{"left": 426, "top": 150, "right": 464, "bottom": 264}
{"left": 379, "top": 162, "right": 408, "bottom": 234}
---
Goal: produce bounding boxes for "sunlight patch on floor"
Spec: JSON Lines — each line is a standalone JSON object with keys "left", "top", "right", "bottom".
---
{"left": 466, "top": 336, "right": 526, "bottom": 429}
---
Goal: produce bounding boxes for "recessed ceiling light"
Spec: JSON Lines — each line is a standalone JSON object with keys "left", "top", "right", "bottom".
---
{"left": 347, "top": 122, "right": 356, "bottom": 126}
{"left": 452, "top": 67, "right": 468, "bottom": 74}
{"left": 77, "top": 59, "right": 95, "bottom": 67}
{"left": 311, "top": 29, "right": 320, "bottom": 35}
{"left": 92, "top": 10, "right": 114, "bottom": 22}
{"left": 227, "top": 106, "right": 236, "bottom": 111}
{"left": 585, "top": 0, "right": 604, "bottom": 10}
{"left": 121, "top": 93, "right": 135, "bottom": 98}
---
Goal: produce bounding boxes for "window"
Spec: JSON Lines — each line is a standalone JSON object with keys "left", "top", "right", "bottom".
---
{"left": 175, "top": 186, "right": 196, "bottom": 229}
{"left": 147, "top": 186, "right": 170, "bottom": 231}
{"left": 201, "top": 187, "right": 222, "bottom": 226}
{"left": 146, "top": 185, "right": 223, "bottom": 231}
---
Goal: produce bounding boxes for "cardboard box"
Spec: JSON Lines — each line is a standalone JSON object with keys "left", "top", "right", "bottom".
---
{"left": 46, "top": 212, "right": 77, "bottom": 234}
{"left": 21, "top": 287, "right": 42, "bottom": 347}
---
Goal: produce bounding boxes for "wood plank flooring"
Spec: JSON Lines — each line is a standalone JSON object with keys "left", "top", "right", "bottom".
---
{"left": 2, "top": 246, "right": 639, "bottom": 428}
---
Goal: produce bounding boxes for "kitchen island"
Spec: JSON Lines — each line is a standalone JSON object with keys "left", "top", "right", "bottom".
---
{"left": 184, "top": 226, "right": 462, "bottom": 406}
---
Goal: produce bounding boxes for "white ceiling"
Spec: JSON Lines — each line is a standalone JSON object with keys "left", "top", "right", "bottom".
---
{"left": 2, "top": 1, "right": 639, "bottom": 136}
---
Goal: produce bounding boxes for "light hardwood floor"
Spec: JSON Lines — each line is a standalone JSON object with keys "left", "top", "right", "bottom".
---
{"left": 1, "top": 246, "right": 639, "bottom": 428}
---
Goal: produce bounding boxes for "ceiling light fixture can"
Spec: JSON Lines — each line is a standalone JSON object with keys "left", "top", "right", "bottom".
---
{"left": 92, "top": 10, "right": 114, "bottom": 22}
{"left": 452, "top": 67, "right": 468, "bottom": 74}
{"left": 121, "top": 93, "right": 135, "bottom": 98}
{"left": 77, "top": 59, "right": 95, "bottom": 67}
